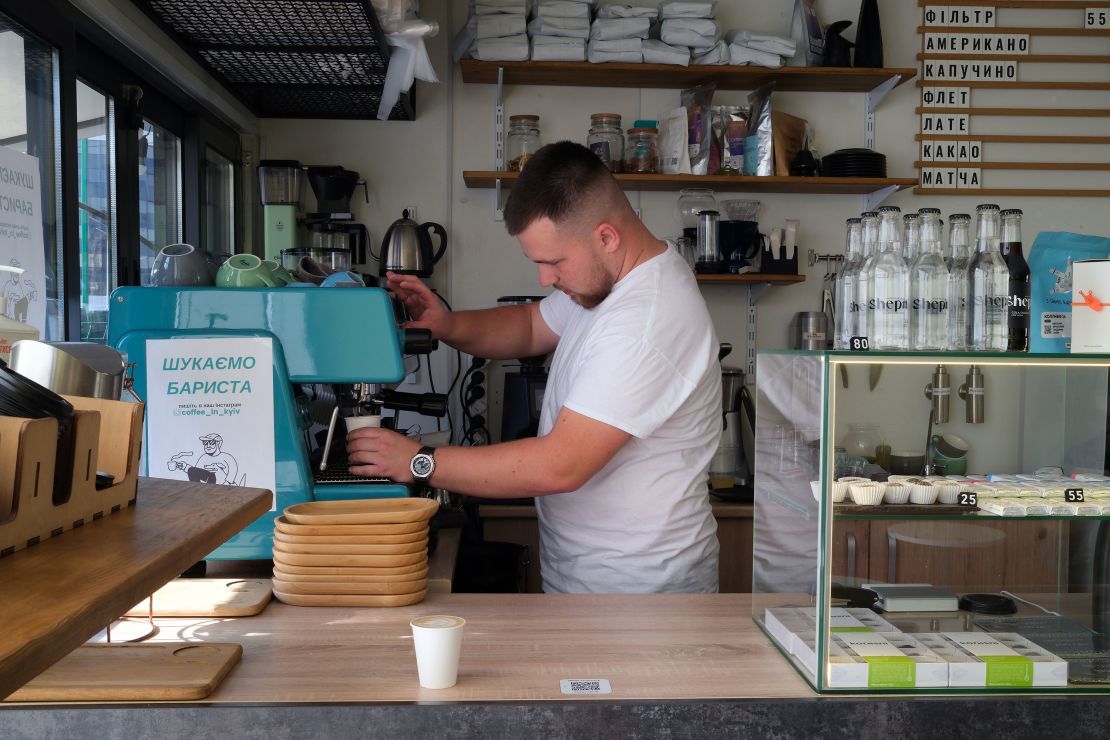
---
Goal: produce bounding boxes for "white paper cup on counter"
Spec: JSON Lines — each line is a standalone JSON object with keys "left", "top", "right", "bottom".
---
{"left": 848, "top": 482, "right": 885, "bottom": 506}
{"left": 411, "top": 614, "right": 466, "bottom": 689}
{"left": 883, "top": 482, "right": 910, "bottom": 504}
{"left": 909, "top": 482, "right": 938, "bottom": 505}
{"left": 935, "top": 482, "right": 962, "bottom": 505}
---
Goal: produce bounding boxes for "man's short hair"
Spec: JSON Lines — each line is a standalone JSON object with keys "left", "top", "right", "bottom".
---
{"left": 503, "top": 141, "right": 615, "bottom": 236}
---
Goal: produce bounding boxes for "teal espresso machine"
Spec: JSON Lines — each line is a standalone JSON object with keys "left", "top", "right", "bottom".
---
{"left": 107, "top": 286, "right": 445, "bottom": 560}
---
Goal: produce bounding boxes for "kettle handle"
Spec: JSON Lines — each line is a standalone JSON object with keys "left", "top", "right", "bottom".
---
{"left": 422, "top": 222, "right": 448, "bottom": 264}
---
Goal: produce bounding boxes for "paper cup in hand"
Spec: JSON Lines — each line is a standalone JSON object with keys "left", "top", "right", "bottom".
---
{"left": 346, "top": 415, "right": 382, "bottom": 432}
{"left": 411, "top": 615, "right": 465, "bottom": 689}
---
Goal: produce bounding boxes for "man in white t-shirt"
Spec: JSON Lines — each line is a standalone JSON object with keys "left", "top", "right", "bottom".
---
{"left": 347, "top": 141, "right": 722, "bottom": 593}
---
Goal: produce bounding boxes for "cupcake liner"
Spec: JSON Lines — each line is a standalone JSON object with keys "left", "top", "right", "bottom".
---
{"left": 909, "top": 482, "right": 938, "bottom": 505}
{"left": 831, "top": 481, "right": 848, "bottom": 502}
{"left": 849, "top": 482, "right": 885, "bottom": 506}
{"left": 883, "top": 483, "right": 910, "bottom": 504}
{"left": 935, "top": 482, "right": 962, "bottom": 504}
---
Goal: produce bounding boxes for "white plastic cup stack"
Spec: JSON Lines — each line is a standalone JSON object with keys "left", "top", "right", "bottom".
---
{"left": 411, "top": 614, "right": 466, "bottom": 689}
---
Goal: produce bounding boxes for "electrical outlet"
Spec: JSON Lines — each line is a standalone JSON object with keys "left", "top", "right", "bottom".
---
{"left": 403, "top": 204, "right": 417, "bottom": 221}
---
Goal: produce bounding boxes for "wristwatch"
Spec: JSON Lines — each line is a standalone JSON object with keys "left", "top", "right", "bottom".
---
{"left": 409, "top": 446, "right": 436, "bottom": 484}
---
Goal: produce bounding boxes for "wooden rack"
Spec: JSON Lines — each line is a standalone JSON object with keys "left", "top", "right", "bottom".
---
{"left": 915, "top": 0, "right": 1110, "bottom": 195}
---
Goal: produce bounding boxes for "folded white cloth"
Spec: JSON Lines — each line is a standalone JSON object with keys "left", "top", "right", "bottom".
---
{"left": 726, "top": 30, "right": 796, "bottom": 57}
{"left": 475, "top": 0, "right": 530, "bottom": 10}
{"left": 534, "top": 1, "right": 592, "bottom": 19}
{"left": 642, "top": 38, "right": 690, "bottom": 66}
{"left": 728, "top": 42, "right": 783, "bottom": 67}
{"left": 476, "top": 14, "right": 526, "bottom": 38}
{"left": 692, "top": 39, "right": 729, "bottom": 65}
{"left": 660, "top": 18, "right": 720, "bottom": 47}
{"left": 528, "top": 16, "right": 591, "bottom": 38}
{"left": 587, "top": 37, "right": 643, "bottom": 62}
{"left": 660, "top": 0, "right": 717, "bottom": 19}
{"left": 474, "top": 34, "right": 531, "bottom": 60}
{"left": 596, "top": 4, "right": 659, "bottom": 19}
{"left": 476, "top": 0, "right": 532, "bottom": 15}
{"left": 590, "top": 17, "right": 652, "bottom": 40}
{"left": 531, "top": 35, "right": 587, "bottom": 60}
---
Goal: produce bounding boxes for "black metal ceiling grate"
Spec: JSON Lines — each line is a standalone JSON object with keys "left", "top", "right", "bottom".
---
{"left": 131, "top": 0, "right": 414, "bottom": 120}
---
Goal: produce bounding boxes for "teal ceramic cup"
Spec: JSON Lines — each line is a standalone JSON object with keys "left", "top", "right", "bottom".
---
{"left": 262, "top": 259, "right": 296, "bottom": 286}
{"left": 216, "top": 254, "right": 278, "bottom": 288}
{"left": 929, "top": 433, "right": 969, "bottom": 475}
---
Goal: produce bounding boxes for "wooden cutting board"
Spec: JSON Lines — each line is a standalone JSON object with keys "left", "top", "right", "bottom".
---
{"left": 273, "top": 529, "right": 428, "bottom": 545}
{"left": 272, "top": 565, "right": 428, "bottom": 582}
{"left": 274, "top": 515, "right": 428, "bottom": 537}
{"left": 272, "top": 587, "right": 426, "bottom": 608}
{"left": 272, "top": 562, "right": 429, "bottom": 578}
{"left": 284, "top": 498, "right": 438, "bottom": 525}
{"left": 5, "top": 643, "right": 242, "bottom": 702}
{"left": 124, "top": 579, "right": 272, "bottom": 618}
{"left": 271, "top": 577, "right": 427, "bottom": 596}
{"left": 271, "top": 549, "right": 426, "bottom": 568}
{"left": 271, "top": 539, "right": 427, "bottom": 556}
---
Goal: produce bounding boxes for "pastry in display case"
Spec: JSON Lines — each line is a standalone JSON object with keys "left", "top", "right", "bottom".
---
{"left": 752, "top": 350, "right": 1110, "bottom": 692}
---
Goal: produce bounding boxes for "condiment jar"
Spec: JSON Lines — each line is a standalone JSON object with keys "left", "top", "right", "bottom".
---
{"left": 507, "top": 115, "right": 542, "bottom": 172}
{"left": 587, "top": 113, "right": 624, "bottom": 172}
{"left": 624, "top": 127, "right": 659, "bottom": 174}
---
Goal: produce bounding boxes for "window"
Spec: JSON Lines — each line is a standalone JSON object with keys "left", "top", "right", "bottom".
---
{"left": 137, "top": 119, "right": 182, "bottom": 285}
{"left": 204, "top": 146, "right": 234, "bottom": 257}
{"left": 0, "top": 12, "right": 62, "bottom": 340}
{"left": 76, "top": 79, "right": 115, "bottom": 342}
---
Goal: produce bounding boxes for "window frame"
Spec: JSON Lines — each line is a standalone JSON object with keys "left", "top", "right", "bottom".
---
{"left": 0, "top": 0, "right": 243, "bottom": 338}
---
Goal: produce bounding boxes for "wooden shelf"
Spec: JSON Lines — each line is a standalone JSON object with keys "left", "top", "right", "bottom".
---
{"left": 464, "top": 171, "right": 918, "bottom": 195}
{"left": 696, "top": 273, "right": 806, "bottom": 285}
{"left": 460, "top": 59, "right": 917, "bottom": 93}
{"left": 0, "top": 478, "right": 272, "bottom": 699}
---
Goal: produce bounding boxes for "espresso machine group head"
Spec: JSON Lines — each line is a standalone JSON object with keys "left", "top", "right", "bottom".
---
{"left": 107, "top": 285, "right": 444, "bottom": 559}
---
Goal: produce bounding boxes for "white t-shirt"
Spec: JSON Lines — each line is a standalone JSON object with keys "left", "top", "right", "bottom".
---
{"left": 535, "top": 243, "right": 722, "bottom": 593}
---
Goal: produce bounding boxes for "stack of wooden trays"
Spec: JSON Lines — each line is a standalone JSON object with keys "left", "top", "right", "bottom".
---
{"left": 271, "top": 498, "right": 439, "bottom": 607}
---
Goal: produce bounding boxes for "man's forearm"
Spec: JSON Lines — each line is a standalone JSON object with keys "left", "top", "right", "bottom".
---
{"left": 425, "top": 438, "right": 579, "bottom": 499}
{"left": 439, "top": 304, "right": 547, "bottom": 360}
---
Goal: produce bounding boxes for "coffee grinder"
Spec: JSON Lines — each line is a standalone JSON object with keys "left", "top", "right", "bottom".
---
{"left": 258, "top": 160, "right": 304, "bottom": 262}
{"left": 497, "top": 296, "right": 548, "bottom": 442}
{"left": 305, "top": 165, "right": 370, "bottom": 268}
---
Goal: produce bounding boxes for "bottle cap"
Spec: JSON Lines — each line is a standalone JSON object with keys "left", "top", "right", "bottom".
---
{"left": 975, "top": 203, "right": 1000, "bottom": 212}
{"left": 918, "top": 207, "right": 941, "bottom": 215}
{"left": 1000, "top": 208, "right": 1023, "bottom": 217}
{"left": 878, "top": 205, "right": 901, "bottom": 213}
{"left": 632, "top": 119, "right": 657, "bottom": 129}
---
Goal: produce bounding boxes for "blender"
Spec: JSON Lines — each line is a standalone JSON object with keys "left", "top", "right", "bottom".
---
{"left": 258, "top": 160, "right": 304, "bottom": 262}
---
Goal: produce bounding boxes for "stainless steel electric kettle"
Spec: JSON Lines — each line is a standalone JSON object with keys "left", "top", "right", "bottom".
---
{"left": 379, "top": 210, "right": 448, "bottom": 278}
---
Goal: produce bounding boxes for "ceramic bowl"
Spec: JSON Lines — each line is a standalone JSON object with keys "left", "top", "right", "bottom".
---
{"left": 150, "top": 243, "right": 214, "bottom": 286}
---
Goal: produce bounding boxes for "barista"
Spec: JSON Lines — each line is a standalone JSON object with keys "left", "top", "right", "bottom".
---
{"left": 347, "top": 142, "right": 722, "bottom": 594}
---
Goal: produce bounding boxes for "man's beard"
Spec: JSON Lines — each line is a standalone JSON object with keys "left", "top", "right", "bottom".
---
{"left": 563, "top": 260, "right": 614, "bottom": 309}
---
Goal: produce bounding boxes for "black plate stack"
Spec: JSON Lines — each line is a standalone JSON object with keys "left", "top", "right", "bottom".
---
{"left": 0, "top": 361, "right": 73, "bottom": 432}
{"left": 821, "top": 148, "right": 887, "bottom": 178}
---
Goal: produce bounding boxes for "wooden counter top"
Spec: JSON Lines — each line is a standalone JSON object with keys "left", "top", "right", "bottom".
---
{"left": 0, "top": 478, "right": 272, "bottom": 699}
{"left": 135, "top": 593, "right": 809, "bottom": 703}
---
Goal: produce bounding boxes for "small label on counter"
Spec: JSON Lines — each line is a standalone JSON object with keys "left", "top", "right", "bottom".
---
{"left": 560, "top": 678, "right": 612, "bottom": 695}
{"left": 1065, "top": 487, "right": 1085, "bottom": 503}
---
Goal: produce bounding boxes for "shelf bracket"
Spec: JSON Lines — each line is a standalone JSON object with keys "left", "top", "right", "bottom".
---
{"left": 746, "top": 283, "right": 771, "bottom": 382}
{"left": 863, "top": 184, "right": 899, "bottom": 212}
{"left": 493, "top": 66, "right": 505, "bottom": 221}
{"left": 863, "top": 74, "right": 901, "bottom": 150}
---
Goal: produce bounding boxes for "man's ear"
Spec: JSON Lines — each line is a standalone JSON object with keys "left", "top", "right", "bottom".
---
{"left": 594, "top": 221, "right": 621, "bottom": 255}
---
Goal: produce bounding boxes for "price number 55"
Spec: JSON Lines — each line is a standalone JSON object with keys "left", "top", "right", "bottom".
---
{"left": 1087, "top": 8, "right": 1109, "bottom": 28}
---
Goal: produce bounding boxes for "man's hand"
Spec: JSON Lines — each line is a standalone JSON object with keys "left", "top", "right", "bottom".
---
{"left": 386, "top": 271, "right": 452, "bottom": 339}
{"left": 346, "top": 426, "right": 423, "bottom": 483}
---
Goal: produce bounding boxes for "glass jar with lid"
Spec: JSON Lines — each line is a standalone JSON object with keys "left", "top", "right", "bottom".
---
{"left": 587, "top": 113, "right": 624, "bottom": 172}
{"left": 625, "top": 127, "right": 659, "bottom": 174}
{"left": 507, "top": 115, "right": 542, "bottom": 172}
{"left": 841, "top": 423, "right": 884, "bottom": 464}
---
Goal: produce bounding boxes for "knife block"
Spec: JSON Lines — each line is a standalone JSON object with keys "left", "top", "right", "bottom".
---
{"left": 0, "top": 397, "right": 144, "bottom": 557}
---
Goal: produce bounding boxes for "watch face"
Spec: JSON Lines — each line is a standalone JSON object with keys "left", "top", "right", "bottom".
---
{"left": 412, "top": 454, "right": 434, "bottom": 478}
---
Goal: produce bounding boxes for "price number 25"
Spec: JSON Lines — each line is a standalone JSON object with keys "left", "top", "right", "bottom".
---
{"left": 1087, "top": 9, "right": 1109, "bottom": 28}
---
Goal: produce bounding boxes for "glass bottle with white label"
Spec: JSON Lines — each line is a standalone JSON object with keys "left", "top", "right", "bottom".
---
{"left": 910, "top": 209, "right": 949, "bottom": 350}
{"left": 946, "top": 213, "right": 972, "bottom": 350}
{"left": 968, "top": 204, "right": 1009, "bottom": 351}
{"left": 834, "top": 218, "right": 863, "bottom": 349}
{"left": 855, "top": 211, "right": 880, "bottom": 345}
{"left": 867, "top": 206, "right": 910, "bottom": 350}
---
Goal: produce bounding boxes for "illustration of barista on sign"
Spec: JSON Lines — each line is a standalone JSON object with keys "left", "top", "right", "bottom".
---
{"left": 167, "top": 433, "right": 243, "bottom": 485}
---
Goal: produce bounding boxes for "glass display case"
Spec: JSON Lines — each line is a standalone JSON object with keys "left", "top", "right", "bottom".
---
{"left": 752, "top": 350, "right": 1110, "bottom": 693}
